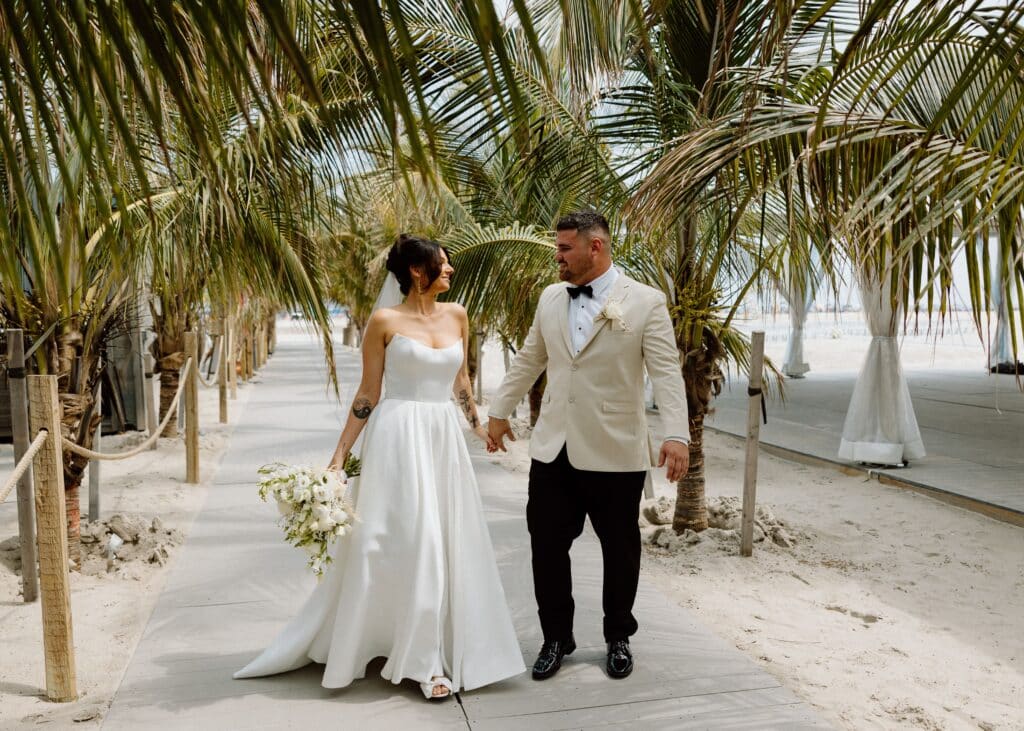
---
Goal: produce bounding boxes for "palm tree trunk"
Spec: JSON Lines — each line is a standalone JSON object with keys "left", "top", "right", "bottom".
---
{"left": 467, "top": 330, "right": 480, "bottom": 384}
{"left": 159, "top": 353, "right": 185, "bottom": 436}
{"left": 54, "top": 330, "right": 101, "bottom": 566}
{"left": 673, "top": 411, "right": 708, "bottom": 532}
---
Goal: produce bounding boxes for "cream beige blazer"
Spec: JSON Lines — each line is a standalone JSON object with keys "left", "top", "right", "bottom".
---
{"left": 488, "top": 273, "right": 689, "bottom": 471}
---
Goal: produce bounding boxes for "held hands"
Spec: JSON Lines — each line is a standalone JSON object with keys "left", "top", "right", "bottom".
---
{"left": 658, "top": 440, "right": 690, "bottom": 482}
{"left": 486, "top": 417, "right": 515, "bottom": 453}
{"left": 472, "top": 425, "right": 496, "bottom": 451}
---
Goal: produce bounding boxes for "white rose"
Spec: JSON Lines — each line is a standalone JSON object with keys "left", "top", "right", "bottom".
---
{"left": 313, "top": 505, "right": 334, "bottom": 527}
{"left": 312, "top": 484, "right": 330, "bottom": 502}
{"left": 599, "top": 300, "right": 629, "bottom": 331}
{"left": 293, "top": 488, "right": 311, "bottom": 503}
{"left": 330, "top": 509, "right": 349, "bottom": 525}
{"left": 307, "top": 520, "right": 320, "bottom": 532}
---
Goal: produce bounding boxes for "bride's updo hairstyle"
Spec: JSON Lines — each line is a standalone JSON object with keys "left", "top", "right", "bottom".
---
{"left": 386, "top": 233, "right": 449, "bottom": 295}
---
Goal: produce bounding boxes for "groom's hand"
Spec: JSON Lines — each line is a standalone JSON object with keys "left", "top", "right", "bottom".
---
{"left": 659, "top": 441, "right": 690, "bottom": 482}
{"left": 487, "top": 417, "right": 515, "bottom": 453}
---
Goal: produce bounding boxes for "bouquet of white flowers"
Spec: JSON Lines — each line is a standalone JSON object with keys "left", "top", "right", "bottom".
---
{"left": 257, "top": 462, "right": 357, "bottom": 576}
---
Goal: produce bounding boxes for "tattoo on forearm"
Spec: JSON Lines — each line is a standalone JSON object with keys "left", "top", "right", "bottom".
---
{"left": 352, "top": 398, "right": 373, "bottom": 419}
{"left": 458, "top": 388, "right": 480, "bottom": 428}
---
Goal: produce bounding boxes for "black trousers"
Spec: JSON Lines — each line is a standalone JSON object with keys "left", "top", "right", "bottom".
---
{"left": 526, "top": 445, "right": 646, "bottom": 643}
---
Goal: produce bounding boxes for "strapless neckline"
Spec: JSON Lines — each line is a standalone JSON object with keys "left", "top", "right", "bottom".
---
{"left": 387, "top": 333, "right": 463, "bottom": 351}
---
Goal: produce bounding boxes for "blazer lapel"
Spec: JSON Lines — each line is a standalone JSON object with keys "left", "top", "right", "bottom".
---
{"left": 576, "top": 275, "right": 631, "bottom": 358}
{"left": 556, "top": 284, "right": 573, "bottom": 355}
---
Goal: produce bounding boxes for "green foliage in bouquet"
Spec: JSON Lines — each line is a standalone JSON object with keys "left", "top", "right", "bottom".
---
{"left": 342, "top": 454, "right": 361, "bottom": 478}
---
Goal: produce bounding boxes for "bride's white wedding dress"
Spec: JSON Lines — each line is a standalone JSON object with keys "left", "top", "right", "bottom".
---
{"left": 235, "top": 333, "right": 525, "bottom": 690}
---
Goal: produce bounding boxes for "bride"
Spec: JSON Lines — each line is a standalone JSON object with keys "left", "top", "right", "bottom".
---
{"left": 234, "top": 234, "right": 525, "bottom": 699}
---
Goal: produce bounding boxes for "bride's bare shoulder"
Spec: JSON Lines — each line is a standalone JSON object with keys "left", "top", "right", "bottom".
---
{"left": 442, "top": 302, "right": 467, "bottom": 319}
{"left": 365, "top": 308, "right": 403, "bottom": 338}
{"left": 368, "top": 306, "right": 402, "bottom": 324}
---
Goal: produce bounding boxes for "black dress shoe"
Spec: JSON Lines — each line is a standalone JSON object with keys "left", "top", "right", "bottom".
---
{"left": 531, "top": 636, "right": 576, "bottom": 680}
{"left": 606, "top": 639, "right": 633, "bottom": 678}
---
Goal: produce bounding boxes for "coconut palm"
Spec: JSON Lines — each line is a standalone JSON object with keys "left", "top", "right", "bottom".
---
{"left": 386, "top": 0, "right": 804, "bottom": 532}
{"left": 0, "top": 1, "right": 400, "bottom": 558}
{"left": 628, "top": 1, "right": 1024, "bottom": 470}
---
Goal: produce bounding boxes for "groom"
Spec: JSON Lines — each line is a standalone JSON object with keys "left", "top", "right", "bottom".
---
{"left": 487, "top": 211, "right": 690, "bottom": 680}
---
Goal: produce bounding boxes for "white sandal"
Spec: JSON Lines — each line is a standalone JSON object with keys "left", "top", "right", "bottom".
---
{"left": 419, "top": 676, "right": 454, "bottom": 700}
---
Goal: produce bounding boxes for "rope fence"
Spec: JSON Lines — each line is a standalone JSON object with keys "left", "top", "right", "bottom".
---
{"left": 198, "top": 367, "right": 218, "bottom": 388}
{"left": 60, "top": 358, "right": 193, "bottom": 461}
{"left": 0, "top": 429, "right": 49, "bottom": 504}
{"left": 3, "top": 323, "right": 247, "bottom": 702}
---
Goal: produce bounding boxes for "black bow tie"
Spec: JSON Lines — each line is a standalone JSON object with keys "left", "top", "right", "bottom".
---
{"left": 567, "top": 284, "right": 594, "bottom": 299}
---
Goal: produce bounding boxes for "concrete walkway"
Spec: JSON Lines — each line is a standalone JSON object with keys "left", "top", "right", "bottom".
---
{"left": 103, "top": 322, "right": 825, "bottom": 730}
{"left": 707, "top": 368, "right": 1024, "bottom": 525}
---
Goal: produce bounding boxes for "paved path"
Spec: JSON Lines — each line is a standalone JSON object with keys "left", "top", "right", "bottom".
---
{"left": 708, "top": 368, "right": 1024, "bottom": 523}
{"left": 103, "top": 322, "right": 826, "bottom": 730}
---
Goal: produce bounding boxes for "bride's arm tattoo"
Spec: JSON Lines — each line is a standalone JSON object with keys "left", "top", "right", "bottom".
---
{"left": 457, "top": 388, "right": 480, "bottom": 428}
{"left": 352, "top": 397, "right": 373, "bottom": 419}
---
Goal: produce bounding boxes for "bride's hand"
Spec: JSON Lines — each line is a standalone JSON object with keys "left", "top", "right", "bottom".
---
{"left": 472, "top": 425, "right": 494, "bottom": 450}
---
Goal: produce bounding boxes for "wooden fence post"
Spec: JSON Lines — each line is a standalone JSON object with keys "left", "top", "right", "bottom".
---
{"left": 27, "top": 375, "right": 77, "bottom": 702}
{"left": 240, "top": 328, "right": 250, "bottom": 382}
{"left": 144, "top": 353, "right": 158, "bottom": 450}
{"left": 249, "top": 324, "right": 257, "bottom": 375}
{"left": 8, "top": 330, "right": 39, "bottom": 603}
{"left": 88, "top": 385, "right": 101, "bottom": 522}
{"left": 740, "top": 331, "right": 765, "bottom": 557}
{"left": 218, "top": 326, "right": 228, "bottom": 424}
{"left": 228, "top": 317, "right": 238, "bottom": 399}
{"left": 184, "top": 332, "right": 200, "bottom": 484}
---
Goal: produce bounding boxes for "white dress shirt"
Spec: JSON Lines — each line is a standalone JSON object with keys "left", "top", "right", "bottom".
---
{"left": 569, "top": 266, "right": 619, "bottom": 356}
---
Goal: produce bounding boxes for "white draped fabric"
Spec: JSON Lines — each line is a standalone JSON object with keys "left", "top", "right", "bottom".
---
{"left": 992, "top": 300, "right": 1014, "bottom": 368}
{"left": 782, "top": 282, "right": 813, "bottom": 378}
{"left": 838, "top": 274, "right": 925, "bottom": 465}
{"left": 990, "top": 262, "right": 1015, "bottom": 367}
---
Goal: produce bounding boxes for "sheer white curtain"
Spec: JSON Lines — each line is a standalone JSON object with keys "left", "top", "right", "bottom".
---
{"left": 992, "top": 295, "right": 1014, "bottom": 368}
{"left": 837, "top": 271, "right": 925, "bottom": 465}
{"left": 990, "top": 255, "right": 1014, "bottom": 367}
{"left": 782, "top": 280, "right": 813, "bottom": 378}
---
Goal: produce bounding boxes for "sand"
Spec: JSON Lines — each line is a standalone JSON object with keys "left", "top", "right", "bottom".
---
{"left": 0, "top": 368, "right": 253, "bottom": 728}
{"left": 639, "top": 438, "right": 1024, "bottom": 731}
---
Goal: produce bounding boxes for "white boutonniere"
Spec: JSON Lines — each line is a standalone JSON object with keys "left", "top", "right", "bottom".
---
{"left": 596, "top": 299, "right": 629, "bottom": 331}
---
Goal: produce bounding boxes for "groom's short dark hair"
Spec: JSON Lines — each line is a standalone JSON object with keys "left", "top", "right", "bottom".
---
{"left": 556, "top": 211, "right": 610, "bottom": 237}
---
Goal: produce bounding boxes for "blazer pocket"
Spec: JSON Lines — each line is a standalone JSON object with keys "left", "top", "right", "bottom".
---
{"left": 601, "top": 401, "right": 635, "bottom": 414}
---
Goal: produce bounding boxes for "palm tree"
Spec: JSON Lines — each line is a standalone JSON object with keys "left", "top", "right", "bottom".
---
{"left": 630, "top": 1, "right": 1024, "bottom": 468}
{"left": 0, "top": 2, "right": 374, "bottom": 558}
{"left": 388, "top": 0, "right": 800, "bottom": 532}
